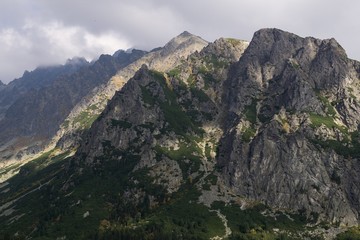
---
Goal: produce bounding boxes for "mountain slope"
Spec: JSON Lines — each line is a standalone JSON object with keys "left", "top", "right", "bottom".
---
{"left": 54, "top": 31, "right": 208, "bottom": 151}
{"left": 0, "top": 36, "right": 250, "bottom": 239}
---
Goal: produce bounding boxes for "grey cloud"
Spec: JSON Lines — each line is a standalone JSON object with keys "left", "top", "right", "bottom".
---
{"left": 0, "top": 0, "right": 359, "bottom": 83}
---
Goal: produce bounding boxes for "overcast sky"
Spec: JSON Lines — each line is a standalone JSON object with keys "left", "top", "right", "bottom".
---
{"left": 0, "top": 0, "right": 359, "bottom": 83}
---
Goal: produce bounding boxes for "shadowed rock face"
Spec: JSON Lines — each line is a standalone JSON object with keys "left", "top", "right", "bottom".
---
{"left": 0, "top": 50, "right": 146, "bottom": 162}
{"left": 0, "top": 60, "right": 89, "bottom": 120}
{"left": 0, "top": 81, "right": 4, "bottom": 92}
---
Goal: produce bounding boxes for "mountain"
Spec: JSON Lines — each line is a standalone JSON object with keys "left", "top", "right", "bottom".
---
{"left": 0, "top": 59, "right": 89, "bottom": 121}
{"left": 54, "top": 31, "right": 208, "bottom": 153}
{"left": 1, "top": 29, "right": 360, "bottom": 239}
{"left": 0, "top": 31, "right": 208, "bottom": 170}
{"left": 0, "top": 50, "right": 146, "bottom": 167}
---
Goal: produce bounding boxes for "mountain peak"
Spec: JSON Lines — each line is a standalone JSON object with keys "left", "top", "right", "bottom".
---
{"left": 251, "top": 28, "right": 302, "bottom": 45}
{"left": 178, "top": 30, "right": 192, "bottom": 37}
{"left": 65, "top": 57, "right": 89, "bottom": 66}
{"left": 113, "top": 48, "right": 148, "bottom": 59}
{"left": 255, "top": 28, "right": 292, "bottom": 35}
{"left": 252, "top": 28, "right": 346, "bottom": 55}
{"left": 162, "top": 31, "right": 208, "bottom": 55}
{"left": 173, "top": 30, "right": 206, "bottom": 42}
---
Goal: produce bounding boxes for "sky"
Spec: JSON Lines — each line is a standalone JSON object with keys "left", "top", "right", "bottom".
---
{"left": 0, "top": 0, "right": 359, "bottom": 83}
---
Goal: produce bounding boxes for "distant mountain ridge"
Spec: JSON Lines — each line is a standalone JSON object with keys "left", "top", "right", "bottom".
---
{"left": 0, "top": 50, "right": 146, "bottom": 166}
{"left": 0, "top": 59, "right": 90, "bottom": 120}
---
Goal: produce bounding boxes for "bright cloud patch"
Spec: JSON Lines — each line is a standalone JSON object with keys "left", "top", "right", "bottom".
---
{"left": 0, "top": 20, "right": 130, "bottom": 83}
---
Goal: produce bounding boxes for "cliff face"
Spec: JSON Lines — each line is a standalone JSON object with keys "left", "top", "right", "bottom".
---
{"left": 217, "top": 29, "right": 360, "bottom": 224}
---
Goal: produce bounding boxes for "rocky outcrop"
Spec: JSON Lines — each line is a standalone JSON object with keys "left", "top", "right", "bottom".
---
{"left": 218, "top": 28, "right": 360, "bottom": 224}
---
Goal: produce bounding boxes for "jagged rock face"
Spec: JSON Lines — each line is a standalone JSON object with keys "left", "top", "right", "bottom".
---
{"left": 0, "top": 61, "right": 89, "bottom": 121}
{"left": 218, "top": 28, "right": 360, "bottom": 224}
{"left": 0, "top": 50, "right": 146, "bottom": 163}
{"left": 224, "top": 29, "right": 351, "bottom": 115}
{"left": 221, "top": 122, "right": 360, "bottom": 224}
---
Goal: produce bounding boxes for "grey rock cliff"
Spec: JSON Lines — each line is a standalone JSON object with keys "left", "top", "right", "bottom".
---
{"left": 218, "top": 28, "right": 360, "bottom": 224}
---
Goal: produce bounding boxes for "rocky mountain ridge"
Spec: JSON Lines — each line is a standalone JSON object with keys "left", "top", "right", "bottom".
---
{"left": 1, "top": 29, "right": 360, "bottom": 239}
{"left": 54, "top": 31, "right": 208, "bottom": 152}
{"left": 0, "top": 59, "right": 90, "bottom": 121}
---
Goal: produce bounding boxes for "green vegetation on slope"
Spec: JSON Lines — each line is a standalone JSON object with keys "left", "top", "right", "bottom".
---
{"left": 211, "top": 201, "right": 314, "bottom": 240}
{"left": 154, "top": 139, "right": 202, "bottom": 178}
{"left": 335, "top": 227, "right": 360, "bottom": 240}
{"left": 73, "top": 110, "right": 99, "bottom": 129}
{"left": 309, "top": 113, "right": 343, "bottom": 131}
{"left": 244, "top": 100, "right": 258, "bottom": 124}
{"left": 143, "top": 70, "right": 205, "bottom": 137}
